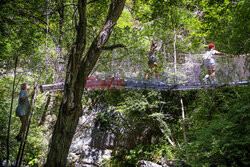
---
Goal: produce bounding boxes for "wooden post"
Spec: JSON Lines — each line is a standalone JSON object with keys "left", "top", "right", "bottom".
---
{"left": 180, "top": 91, "right": 188, "bottom": 160}
{"left": 180, "top": 95, "right": 187, "bottom": 145}
{"left": 6, "top": 55, "right": 18, "bottom": 167}
{"left": 174, "top": 28, "right": 177, "bottom": 83}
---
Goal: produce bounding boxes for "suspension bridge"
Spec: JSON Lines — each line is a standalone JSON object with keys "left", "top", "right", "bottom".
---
{"left": 39, "top": 78, "right": 249, "bottom": 92}
{"left": 40, "top": 54, "right": 249, "bottom": 92}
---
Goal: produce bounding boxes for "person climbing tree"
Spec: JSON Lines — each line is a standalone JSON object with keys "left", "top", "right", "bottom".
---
{"left": 203, "top": 43, "right": 225, "bottom": 84}
{"left": 15, "top": 83, "right": 35, "bottom": 141}
{"left": 146, "top": 41, "right": 159, "bottom": 80}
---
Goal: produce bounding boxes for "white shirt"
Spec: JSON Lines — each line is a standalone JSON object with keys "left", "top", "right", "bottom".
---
{"left": 203, "top": 49, "right": 218, "bottom": 66}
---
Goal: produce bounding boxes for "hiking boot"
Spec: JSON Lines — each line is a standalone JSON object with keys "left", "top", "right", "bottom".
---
{"left": 211, "top": 81, "right": 218, "bottom": 85}
{"left": 157, "top": 80, "right": 165, "bottom": 85}
{"left": 203, "top": 77, "right": 208, "bottom": 84}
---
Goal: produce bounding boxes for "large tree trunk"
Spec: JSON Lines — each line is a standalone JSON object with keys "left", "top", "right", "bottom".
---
{"left": 44, "top": 0, "right": 126, "bottom": 166}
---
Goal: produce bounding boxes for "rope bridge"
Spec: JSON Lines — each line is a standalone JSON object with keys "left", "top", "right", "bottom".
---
{"left": 39, "top": 78, "right": 249, "bottom": 92}
{"left": 39, "top": 54, "right": 249, "bottom": 92}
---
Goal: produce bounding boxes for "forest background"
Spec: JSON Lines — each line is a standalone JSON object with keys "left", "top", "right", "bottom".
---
{"left": 0, "top": 0, "right": 249, "bottom": 166}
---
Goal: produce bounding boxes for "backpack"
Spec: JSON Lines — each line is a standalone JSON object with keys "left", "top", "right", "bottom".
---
{"left": 148, "top": 56, "right": 156, "bottom": 65}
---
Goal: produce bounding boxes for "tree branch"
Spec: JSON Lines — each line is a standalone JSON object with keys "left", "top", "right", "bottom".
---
{"left": 15, "top": 8, "right": 59, "bottom": 48}
{"left": 65, "top": 0, "right": 87, "bottom": 77}
{"left": 101, "top": 44, "right": 126, "bottom": 50}
{"left": 76, "top": 0, "right": 87, "bottom": 56}
{"left": 58, "top": 0, "right": 64, "bottom": 49}
{"left": 87, "top": 0, "right": 99, "bottom": 5}
{"left": 77, "top": 0, "right": 126, "bottom": 84}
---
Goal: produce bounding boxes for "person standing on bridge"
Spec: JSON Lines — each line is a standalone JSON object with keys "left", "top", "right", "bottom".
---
{"left": 146, "top": 41, "right": 159, "bottom": 80}
{"left": 203, "top": 43, "right": 225, "bottom": 84}
{"left": 15, "top": 83, "right": 35, "bottom": 141}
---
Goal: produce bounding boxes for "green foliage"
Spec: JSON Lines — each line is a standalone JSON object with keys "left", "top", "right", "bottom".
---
{"left": 115, "top": 141, "right": 174, "bottom": 166}
{"left": 184, "top": 86, "right": 250, "bottom": 166}
{"left": 88, "top": 86, "right": 250, "bottom": 166}
{"left": 87, "top": 89, "right": 179, "bottom": 166}
{"left": 199, "top": 0, "right": 249, "bottom": 54}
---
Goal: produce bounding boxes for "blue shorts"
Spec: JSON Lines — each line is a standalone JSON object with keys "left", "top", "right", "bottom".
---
{"left": 204, "top": 59, "right": 215, "bottom": 67}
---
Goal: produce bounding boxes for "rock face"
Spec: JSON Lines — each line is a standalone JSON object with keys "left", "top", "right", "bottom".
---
{"left": 68, "top": 110, "right": 115, "bottom": 167}
{"left": 138, "top": 160, "right": 162, "bottom": 167}
{"left": 67, "top": 106, "right": 159, "bottom": 166}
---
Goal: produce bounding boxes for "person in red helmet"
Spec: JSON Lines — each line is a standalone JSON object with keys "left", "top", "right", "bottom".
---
{"left": 203, "top": 43, "right": 225, "bottom": 84}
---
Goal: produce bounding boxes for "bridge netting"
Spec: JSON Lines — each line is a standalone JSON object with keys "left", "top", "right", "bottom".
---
{"left": 40, "top": 54, "right": 249, "bottom": 92}
{"left": 92, "top": 54, "right": 249, "bottom": 83}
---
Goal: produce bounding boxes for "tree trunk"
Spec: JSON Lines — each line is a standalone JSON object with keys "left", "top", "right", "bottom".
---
{"left": 44, "top": 0, "right": 126, "bottom": 166}
{"left": 55, "top": 0, "right": 65, "bottom": 82}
